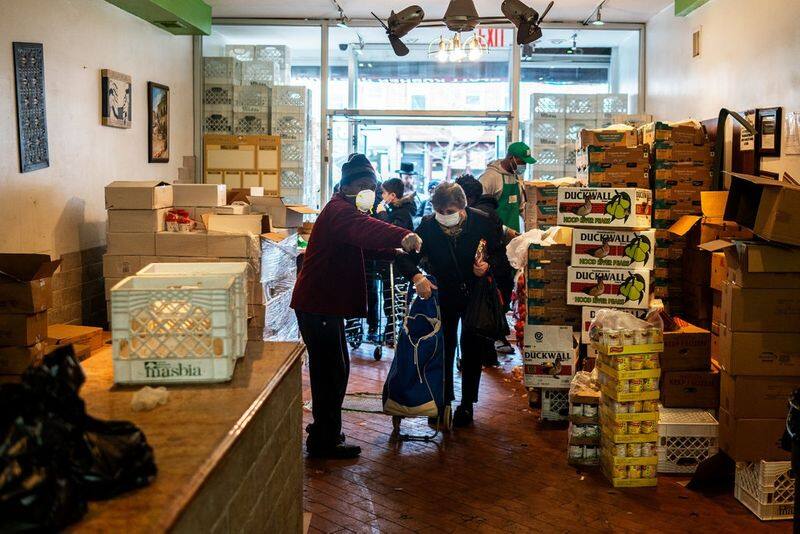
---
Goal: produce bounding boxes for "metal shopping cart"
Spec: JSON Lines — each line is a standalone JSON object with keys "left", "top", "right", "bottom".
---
{"left": 344, "top": 260, "right": 409, "bottom": 361}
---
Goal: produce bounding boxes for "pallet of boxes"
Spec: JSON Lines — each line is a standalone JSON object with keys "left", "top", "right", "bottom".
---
{"left": 521, "top": 228, "right": 580, "bottom": 420}
{"left": 711, "top": 173, "right": 800, "bottom": 520}
{"left": 641, "top": 121, "right": 714, "bottom": 318}
{"left": 0, "top": 254, "right": 61, "bottom": 380}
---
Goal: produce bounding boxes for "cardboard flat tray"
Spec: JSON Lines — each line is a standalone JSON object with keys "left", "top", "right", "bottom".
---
{"left": 601, "top": 383, "right": 660, "bottom": 402}
{"left": 593, "top": 341, "right": 664, "bottom": 355}
{"left": 599, "top": 406, "right": 659, "bottom": 423}
{"left": 597, "top": 361, "right": 661, "bottom": 381}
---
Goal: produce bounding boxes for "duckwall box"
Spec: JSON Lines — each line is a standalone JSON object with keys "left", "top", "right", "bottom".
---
{"left": 567, "top": 267, "right": 651, "bottom": 310}
{"left": 557, "top": 187, "right": 652, "bottom": 229}
{"left": 571, "top": 229, "right": 655, "bottom": 270}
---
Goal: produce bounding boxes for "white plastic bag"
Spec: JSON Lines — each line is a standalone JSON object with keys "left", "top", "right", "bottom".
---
{"left": 131, "top": 386, "right": 169, "bottom": 412}
{"left": 506, "top": 226, "right": 571, "bottom": 271}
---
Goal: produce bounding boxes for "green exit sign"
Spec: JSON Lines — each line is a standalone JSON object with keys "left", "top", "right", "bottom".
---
{"left": 675, "top": 0, "right": 710, "bottom": 16}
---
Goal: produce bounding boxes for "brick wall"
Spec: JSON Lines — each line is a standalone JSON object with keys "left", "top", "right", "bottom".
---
{"left": 49, "top": 246, "right": 107, "bottom": 328}
{"left": 173, "top": 359, "right": 303, "bottom": 533}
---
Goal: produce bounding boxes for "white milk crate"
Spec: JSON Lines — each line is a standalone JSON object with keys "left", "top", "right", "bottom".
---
{"left": 735, "top": 460, "right": 795, "bottom": 521}
{"left": 271, "top": 85, "right": 310, "bottom": 114}
{"left": 137, "top": 263, "right": 249, "bottom": 360}
{"left": 528, "top": 118, "right": 565, "bottom": 149}
{"left": 110, "top": 275, "right": 239, "bottom": 384}
{"left": 204, "top": 83, "right": 234, "bottom": 108}
{"left": 281, "top": 139, "right": 308, "bottom": 166}
{"left": 531, "top": 169, "right": 565, "bottom": 181}
{"left": 564, "top": 149, "right": 577, "bottom": 171}
{"left": 204, "top": 110, "right": 234, "bottom": 135}
{"left": 565, "top": 94, "right": 597, "bottom": 119}
{"left": 234, "top": 112, "right": 270, "bottom": 135}
{"left": 254, "top": 45, "right": 291, "bottom": 82}
{"left": 531, "top": 146, "right": 564, "bottom": 172}
{"left": 204, "top": 57, "right": 242, "bottom": 85}
{"left": 225, "top": 44, "right": 255, "bottom": 62}
{"left": 565, "top": 118, "right": 599, "bottom": 148}
{"left": 531, "top": 93, "right": 565, "bottom": 120}
{"left": 657, "top": 407, "right": 718, "bottom": 474}
{"left": 596, "top": 94, "right": 629, "bottom": 122}
{"left": 234, "top": 85, "right": 271, "bottom": 113}
{"left": 272, "top": 112, "right": 308, "bottom": 142}
{"left": 242, "top": 59, "right": 279, "bottom": 86}
{"left": 281, "top": 168, "right": 305, "bottom": 189}
{"left": 541, "top": 387, "right": 570, "bottom": 421}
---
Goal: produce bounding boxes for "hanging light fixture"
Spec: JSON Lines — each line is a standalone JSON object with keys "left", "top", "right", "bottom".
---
{"left": 465, "top": 33, "right": 487, "bottom": 61}
{"left": 428, "top": 31, "right": 487, "bottom": 63}
{"left": 428, "top": 35, "right": 451, "bottom": 62}
{"left": 449, "top": 33, "right": 466, "bottom": 62}
{"left": 583, "top": 1, "right": 607, "bottom": 26}
{"left": 592, "top": 7, "right": 604, "bottom": 25}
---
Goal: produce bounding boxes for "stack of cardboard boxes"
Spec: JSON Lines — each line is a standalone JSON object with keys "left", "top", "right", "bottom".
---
{"left": 0, "top": 254, "right": 61, "bottom": 379}
{"left": 644, "top": 121, "right": 714, "bottom": 314}
{"left": 103, "top": 181, "right": 276, "bottom": 340}
{"left": 575, "top": 129, "right": 650, "bottom": 189}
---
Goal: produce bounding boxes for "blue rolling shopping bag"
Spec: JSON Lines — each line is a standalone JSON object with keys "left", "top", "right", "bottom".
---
{"left": 382, "top": 276, "right": 445, "bottom": 418}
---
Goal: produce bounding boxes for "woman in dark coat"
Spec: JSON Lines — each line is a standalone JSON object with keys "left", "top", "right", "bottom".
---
{"left": 396, "top": 182, "right": 505, "bottom": 427}
{"left": 292, "top": 154, "right": 422, "bottom": 459}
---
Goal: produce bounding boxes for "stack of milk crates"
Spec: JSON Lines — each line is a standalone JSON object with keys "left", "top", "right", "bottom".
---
{"left": 527, "top": 93, "right": 629, "bottom": 181}
{"left": 590, "top": 309, "right": 664, "bottom": 488}
{"left": 735, "top": 460, "right": 795, "bottom": 521}
{"left": 109, "top": 262, "right": 249, "bottom": 385}
{"left": 271, "top": 85, "right": 313, "bottom": 205}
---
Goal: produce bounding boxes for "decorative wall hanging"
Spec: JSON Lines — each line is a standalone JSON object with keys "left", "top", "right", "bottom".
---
{"left": 756, "top": 107, "right": 782, "bottom": 157}
{"left": 13, "top": 42, "right": 49, "bottom": 173}
{"left": 147, "top": 82, "right": 169, "bottom": 162}
{"left": 101, "top": 69, "right": 132, "bottom": 128}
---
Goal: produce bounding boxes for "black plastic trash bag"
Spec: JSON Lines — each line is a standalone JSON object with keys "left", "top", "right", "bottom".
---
{"left": 463, "top": 274, "right": 509, "bottom": 341}
{"left": 0, "top": 344, "right": 157, "bottom": 532}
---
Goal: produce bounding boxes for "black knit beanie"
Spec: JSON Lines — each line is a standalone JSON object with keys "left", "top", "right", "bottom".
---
{"left": 341, "top": 153, "right": 377, "bottom": 186}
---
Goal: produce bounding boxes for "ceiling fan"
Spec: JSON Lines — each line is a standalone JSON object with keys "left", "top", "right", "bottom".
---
{"left": 371, "top": 0, "right": 555, "bottom": 56}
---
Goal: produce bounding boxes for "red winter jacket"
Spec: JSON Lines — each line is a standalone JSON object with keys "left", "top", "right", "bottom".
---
{"left": 291, "top": 193, "right": 412, "bottom": 318}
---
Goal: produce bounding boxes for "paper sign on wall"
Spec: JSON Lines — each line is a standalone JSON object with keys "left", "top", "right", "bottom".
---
{"left": 739, "top": 110, "right": 755, "bottom": 152}
{"left": 786, "top": 111, "right": 800, "bottom": 155}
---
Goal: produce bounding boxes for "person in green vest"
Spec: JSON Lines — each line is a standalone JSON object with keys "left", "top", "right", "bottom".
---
{"left": 478, "top": 142, "right": 536, "bottom": 232}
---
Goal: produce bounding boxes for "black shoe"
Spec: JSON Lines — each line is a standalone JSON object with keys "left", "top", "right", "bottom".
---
{"left": 307, "top": 443, "right": 362, "bottom": 459}
{"left": 483, "top": 358, "right": 501, "bottom": 368}
{"left": 453, "top": 405, "right": 474, "bottom": 428}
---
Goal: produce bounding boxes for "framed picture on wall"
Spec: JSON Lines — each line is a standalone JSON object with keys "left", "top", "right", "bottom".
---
{"left": 101, "top": 69, "right": 131, "bottom": 128}
{"left": 756, "top": 107, "right": 782, "bottom": 157}
{"left": 147, "top": 82, "right": 169, "bottom": 163}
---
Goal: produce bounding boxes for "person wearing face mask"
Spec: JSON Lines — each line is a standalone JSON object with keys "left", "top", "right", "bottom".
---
{"left": 291, "top": 153, "right": 423, "bottom": 460}
{"left": 478, "top": 142, "right": 537, "bottom": 233}
{"left": 395, "top": 182, "right": 505, "bottom": 428}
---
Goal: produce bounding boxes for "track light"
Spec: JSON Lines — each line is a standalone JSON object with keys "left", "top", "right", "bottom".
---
{"left": 592, "top": 8, "right": 604, "bottom": 25}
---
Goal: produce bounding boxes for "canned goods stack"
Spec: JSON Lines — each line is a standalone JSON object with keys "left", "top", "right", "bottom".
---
{"left": 568, "top": 384, "right": 601, "bottom": 466}
{"left": 592, "top": 316, "right": 665, "bottom": 487}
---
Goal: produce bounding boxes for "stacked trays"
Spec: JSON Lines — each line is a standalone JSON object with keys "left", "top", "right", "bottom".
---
{"left": 657, "top": 406, "right": 718, "bottom": 474}
{"left": 594, "top": 328, "right": 664, "bottom": 487}
{"left": 272, "top": 85, "right": 312, "bottom": 204}
{"left": 735, "top": 460, "right": 795, "bottom": 521}
{"left": 110, "top": 274, "right": 241, "bottom": 384}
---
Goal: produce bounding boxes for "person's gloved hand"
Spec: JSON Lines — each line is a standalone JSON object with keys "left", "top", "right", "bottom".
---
{"left": 473, "top": 259, "right": 489, "bottom": 277}
{"left": 376, "top": 202, "right": 387, "bottom": 214}
{"left": 401, "top": 233, "right": 423, "bottom": 253}
{"left": 413, "top": 274, "right": 437, "bottom": 299}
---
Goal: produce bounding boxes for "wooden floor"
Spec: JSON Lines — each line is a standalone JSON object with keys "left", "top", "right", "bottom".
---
{"left": 302, "top": 345, "right": 788, "bottom": 533}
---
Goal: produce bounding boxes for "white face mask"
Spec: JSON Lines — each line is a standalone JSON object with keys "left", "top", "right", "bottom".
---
{"left": 435, "top": 211, "right": 461, "bottom": 227}
{"left": 513, "top": 161, "right": 527, "bottom": 176}
{"left": 355, "top": 189, "right": 376, "bottom": 212}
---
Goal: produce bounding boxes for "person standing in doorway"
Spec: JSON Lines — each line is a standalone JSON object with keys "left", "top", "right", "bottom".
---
{"left": 292, "top": 154, "right": 423, "bottom": 459}
{"left": 396, "top": 162, "right": 422, "bottom": 214}
{"left": 478, "top": 142, "right": 536, "bottom": 233}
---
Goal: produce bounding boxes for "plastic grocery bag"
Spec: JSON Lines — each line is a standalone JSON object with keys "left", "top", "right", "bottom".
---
{"left": 587, "top": 307, "right": 664, "bottom": 345}
{"left": 0, "top": 344, "right": 157, "bottom": 531}
{"left": 506, "top": 226, "right": 572, "bottom": 271}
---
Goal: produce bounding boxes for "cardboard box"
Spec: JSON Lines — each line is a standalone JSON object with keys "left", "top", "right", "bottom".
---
{"left": 703, "top": 240, "right": 800, "bottom": 288}
{"left": 0, "top": 254, "right": 60, "bottom": 314}
{"left": 205, "top": 214, "right": 270, "bottom": 235}
{"left": 721, "top": 281, "right": 800, "bottom": 332}
{"left": 724, "top": 172, "right": 800, "bottom": 246}
{"left": 718, "top": 408, "right": 789, "bottom": 462}
{"left": 107, "top": 208, "right": 168, "bottom": 233}
{"left": 207, "top": 233, "right": 259, "bottom": 258}
{"left": 653, "top": 162, "right": 713, "bottom": 189}
{"left": 718, "top": 324, "right": 800, "bottom": 376}
{"left": 522, "top": 325, "right": 577, "bottom": 388}
{"left": 575, "top": 145, "right": 650, "bottom": 167}
{"left": 566, "top": 266, "right": 651, "bottom": 309}
{"left": 577, "top": 129, "right": 638, "bottom": 149}
{"left": 106, "top": 232, "right": 156, "bottom": 255}
{"left": 661, "top": 323, "right": 711, "bottom": 372}
{"left": 102, "top": 254, "right": 144, "bottom": 278}
{"left": 578, "top": 163, "right": 651, "bottom": 189}
{"left": 557, "top": 187, "right": 652, "bottom": 229}
{"left": 720, "top": 372, "right": 800, "bottom": 419}
{"left": 580, "top": 306, "right": 648, "bottom": 344}
{"left": 154, "top": 232, "right": 208, "bottom": 257}
{"left": 172, "top": 184, "right": 227, "bottom": 207}
{"left": 249, "top": 196, "right": 317, "bottom": 228}
{"left": 0, "top": 343, "right": 45, "bottom": 374}
{"left": 661, "top": 369, "right": 719, "bottom": 408}
{"left": 641, "top": 121, "right": 707, "bottom": 145}
{"left": 653, "top": 141, "right": 714, "bottom": 164}
{"left": 669, "top": 191, "right": 753, "bottom": 247}
{"left": 0, "top": 312, "right": 48, "bottom": 346}
{"left": 523, "top": 180, "right": 572, "bottom": 231}
{"left": 712, "top": 290, "right": 722, "bottom": 326}
{"left": 47, "top": 324, "right": 104, "bottom": 351}
{"left": 710, "top": 252, "right": 726, "bottom": 291}
{"left": 571, "top": 229, "right": 655, "bottom": 270}
{"left": 711, "top": 330, "right": 719, "bottom": 361}
{"left": 227, "top": 187, "right": 264, "bottom": 205}
{"left": 105, "top": 181, "right": 173, "bottom": 210}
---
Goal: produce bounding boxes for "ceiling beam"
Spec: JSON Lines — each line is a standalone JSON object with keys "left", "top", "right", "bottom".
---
{"left": 674, "top": 0, "right": 710, "bottom": 17}
{"left": 105, "top": 0, "right": 212, "bottom": 35}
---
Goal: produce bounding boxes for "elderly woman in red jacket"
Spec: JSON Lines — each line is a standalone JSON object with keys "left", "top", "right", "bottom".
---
{"left": 291, "top": 154, "right": 422, "bottom": 459}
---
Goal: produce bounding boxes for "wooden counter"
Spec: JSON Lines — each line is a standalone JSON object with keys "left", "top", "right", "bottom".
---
{"left": 71, "top": 340, "right": 305, "bottom": 534}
